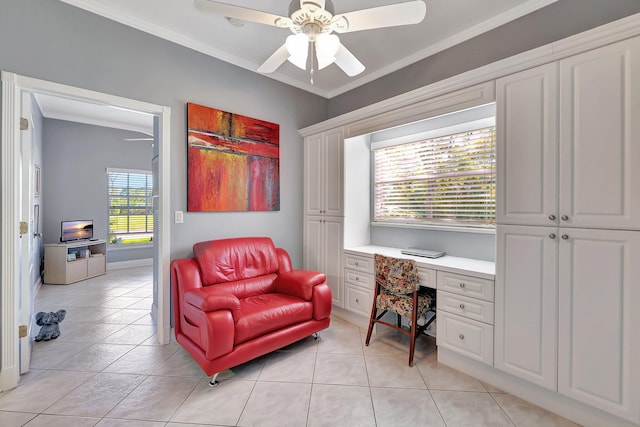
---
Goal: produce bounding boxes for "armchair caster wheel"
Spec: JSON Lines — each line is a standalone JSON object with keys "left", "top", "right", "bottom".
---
{"left": 313, "top": 333, "right": 321, "bottom": 341}
{"left": 208, "top": 373, "right": 219, "bottom": 387}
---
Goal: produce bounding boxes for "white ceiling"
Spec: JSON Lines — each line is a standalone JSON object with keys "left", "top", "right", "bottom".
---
{"left": 60, "top": 0, "right": 558, "bottom": 99}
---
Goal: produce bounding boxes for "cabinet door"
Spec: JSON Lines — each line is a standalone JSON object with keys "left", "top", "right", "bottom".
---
{"left": 324, "top": 216, "right": 344, "bottom": 307}
{"left": 559, "top": 37, "right": 640, "bottom": 230}
{"left": 303, "top": 216, "right": 343, "bottom": 307}
{"left": 558, "top": 228, "right": 640, "bottom": 422}
{"left": 303, "top": 128, "right": 344, "bottom": 217}
{"left": 496, "top": 63, "right": 558, "bottom": 226}
{"left": 494, "top": 225, "right": 557, "bottom": 390}
{"left": 304, "top": 134, "right": 324, "bottom": 215}
{"left": 323, "top": 128, "right": 344, "bottom": 216}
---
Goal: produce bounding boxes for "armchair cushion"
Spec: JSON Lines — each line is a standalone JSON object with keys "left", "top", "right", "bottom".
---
{"left": 234, "top": 294, "right": 313, "bottom": 345}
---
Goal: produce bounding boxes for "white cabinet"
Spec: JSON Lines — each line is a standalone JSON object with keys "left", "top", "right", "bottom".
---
{"left": 557, "top": 228, "right": 640, "bottom": 422}
{"left": 343, "top": 253, "right": 374, "bottom": 316}
{"left": 304, "top": 128, "right": 344, "bottom": 217}
{"left": 437, "top": 271, "right": 495, "bottom": 366}
{"left": 498, "top": 37, "right": 640, "bottom": 230}
{"left": 494, "top": 225, "right": 558, "bottom": 390}
{"left": 495, "top": 36, "right": 640, "bottom": 423}
{"left": 303, "top": 127, "right": 345, "bottom": 308}
{"left": 304, "top": 216, "right": 343, "bottom": 307}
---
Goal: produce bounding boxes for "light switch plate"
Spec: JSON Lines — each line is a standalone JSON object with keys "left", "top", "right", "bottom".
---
{"left": 175, "top": 210, "right": 184, "bottom": 224}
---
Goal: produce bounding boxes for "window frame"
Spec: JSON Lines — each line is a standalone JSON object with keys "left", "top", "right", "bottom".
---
{"left": 107, "top": 167, "right": 154, "bottom": 247}
{"left": 371, "top": 105, "right": 496, "bottom": 232}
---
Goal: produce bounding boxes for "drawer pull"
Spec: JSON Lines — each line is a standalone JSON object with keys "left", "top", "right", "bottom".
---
{"left": 459, "top": 334, "right": 465, "bottom": 340}
{"left": 459, "top": 283, "right": 465, "bottom": 288}
{"left": 354, "top": 261, "right": 359, "bottom": 266}
{"left": 355, "top": 298, "right": 359, "bottom": 304}
{"left": 355, "top": 276, "right": 359, "bottom": 281}
{"left": 459, "top": 303, "right": 465, "bottom": 310}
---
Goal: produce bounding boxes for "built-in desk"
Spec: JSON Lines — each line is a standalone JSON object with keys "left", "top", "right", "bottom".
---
{"left": 341, "top": 245, "right": 496, "bottom": 365}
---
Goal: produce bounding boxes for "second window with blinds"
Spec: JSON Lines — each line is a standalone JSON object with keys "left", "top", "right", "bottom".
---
{"left": 107, "top": 168, "right": 154, "bottom": 246}
{"left": 371, "top": 103, "right": 496, "bottom": 230}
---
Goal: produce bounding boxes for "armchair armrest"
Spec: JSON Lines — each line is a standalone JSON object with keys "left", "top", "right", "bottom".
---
{"left": 275, "top": 270, "right": 326, "bottom": 301}
{"left": 184, "top": 288, "right": 241, "bottom": 318}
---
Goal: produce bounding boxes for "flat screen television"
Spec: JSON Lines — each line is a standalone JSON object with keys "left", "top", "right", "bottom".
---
{"left": 61, "top": 220, "right": 93, "bottom": 242}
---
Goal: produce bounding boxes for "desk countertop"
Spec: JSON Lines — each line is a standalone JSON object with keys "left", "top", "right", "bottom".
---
{"left": 344, "top": 245, "right": 495, "bottom": 280}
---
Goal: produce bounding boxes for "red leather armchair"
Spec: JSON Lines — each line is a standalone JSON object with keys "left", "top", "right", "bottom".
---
{"left": 171, "top": 237, "right": 331, "bottom": 385}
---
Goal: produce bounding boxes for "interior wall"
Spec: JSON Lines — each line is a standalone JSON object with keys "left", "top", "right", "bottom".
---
{"left": 29, "top": 95, "right": 44, "bottom": 284}
{"left": 0, "top": 0, "right": 329, "bottom": 267}
{"left": 327, "top": 0, "right": 640, "bottom": 117}
{"left": 41, "top": 119, "right": 154, "bottom": 263}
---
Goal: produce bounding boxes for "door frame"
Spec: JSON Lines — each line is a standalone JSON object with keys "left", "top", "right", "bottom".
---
{"left": 0, "top": 71, "right": 172, "bottom": 391}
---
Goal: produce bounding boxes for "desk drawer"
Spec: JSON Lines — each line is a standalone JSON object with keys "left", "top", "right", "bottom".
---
{"left": 418, "top": 267, "right": 437, "bottom": 289}
{"left": 344, "top": 270, "right": 374, "bottom": 290}
{"left": 344, "top": 254, "right": 373, "bottom": 274}
{"left": 437, "top": 310, "right": 493, "bottom": 365}
{"left": 345, "top": 285, "right": 373, "bottom": 317}
{"left": 437, "top": 290, "right": 494, "bottom": 324}
{"left": 437, "top": 271, "right": 494, "bottom": 302}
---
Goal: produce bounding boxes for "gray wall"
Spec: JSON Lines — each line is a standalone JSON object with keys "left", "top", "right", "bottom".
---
{"left": 41, "top": 119, "right": 154, "bottom": 263}
{"left": 327, "top": 0, "right": 640, "bottom": 117}
{"left": 0, "top": 0, "right": 329, "bottom": 267}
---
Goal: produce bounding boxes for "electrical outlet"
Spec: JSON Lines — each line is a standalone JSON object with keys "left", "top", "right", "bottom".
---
{"left": 175, "top": 210, "right": 184, "bottom": 224}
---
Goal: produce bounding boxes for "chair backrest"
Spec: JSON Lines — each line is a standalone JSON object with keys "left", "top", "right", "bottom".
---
{"left": 374, "top": 254, "right": 419, "bottom": 295}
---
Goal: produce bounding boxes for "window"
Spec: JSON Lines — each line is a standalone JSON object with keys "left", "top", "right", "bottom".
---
{"left": 107, "top": 168, "right": 154, "bottom": 245}
{"left": 372, "top": 108, "right": 496, "bottom": 229}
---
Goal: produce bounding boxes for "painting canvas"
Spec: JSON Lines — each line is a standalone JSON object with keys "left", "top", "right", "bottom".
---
{"left": 187, "top": 103, "right": 280, "bottom": 212}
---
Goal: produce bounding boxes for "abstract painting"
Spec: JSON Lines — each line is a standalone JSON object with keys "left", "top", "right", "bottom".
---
{"left": 187, "top": 103, "right": 280, "bottom": 212}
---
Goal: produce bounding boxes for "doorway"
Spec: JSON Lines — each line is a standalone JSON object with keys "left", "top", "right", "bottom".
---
{"left": 0, "top": 71, "right": 172, "bottom": 391}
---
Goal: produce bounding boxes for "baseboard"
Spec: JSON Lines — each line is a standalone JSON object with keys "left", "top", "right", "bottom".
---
{"left": 107, "top": 258, "right": 153, "bottom": 270}
{"left": 438, "top": 348, "right": 638, "bottom": 427}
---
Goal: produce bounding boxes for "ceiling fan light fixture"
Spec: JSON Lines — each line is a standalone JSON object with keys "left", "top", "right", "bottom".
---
{"left": 315, "top": 33, "right": 339, "bottom": 69}
{"left": 286, "top": 33, "right": 309, "bottom": 69}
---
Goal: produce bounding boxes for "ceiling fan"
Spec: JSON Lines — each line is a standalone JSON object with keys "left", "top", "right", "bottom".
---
{"left": 194, "top": 0, "right": 427, "bottom": 80}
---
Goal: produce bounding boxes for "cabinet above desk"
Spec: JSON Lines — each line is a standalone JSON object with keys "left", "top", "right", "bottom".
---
{"left": 344, "top": 245, "right": 495, "bottom": 281}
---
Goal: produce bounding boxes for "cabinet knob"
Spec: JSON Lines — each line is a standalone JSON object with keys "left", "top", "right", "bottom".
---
{"left": 459, "top": 283, "right": 465, "bottom": 288}
{"left": 355, "top": 298, "right": 359, "bottom": 304}
{"left": 355, "top": 276, "right": 359, "bottom": 281}
{"left": 548, "top": 214, "right": 556, "bottom": 221}
{"left": 561, "top": 215, "right": 569, "bottom": 221}
{"left": 459, "top": 334, "right": 465, "bottom": 340}
{"left": 354, "top": 261, "right": 359, "bottom": 266}
{"left": 562, "top": 234, "right": 569, "bottom": 240}
{"left": 549, "top": 233, "right": 556, "bottom": 239}
{"left": 459, "top": 303, "right": 465, "bottom": 310}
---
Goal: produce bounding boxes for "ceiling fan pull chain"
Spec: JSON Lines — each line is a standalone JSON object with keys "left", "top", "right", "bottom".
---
{"left": 310, "top": 42, "right": 315, "bottom": 85}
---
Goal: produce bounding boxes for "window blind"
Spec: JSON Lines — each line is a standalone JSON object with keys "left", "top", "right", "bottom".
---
{"left": 107, "top": 170, "right": 153, "bottom": 243}
{"left": 373, "top": 126, "right": 496, "bottom": 228}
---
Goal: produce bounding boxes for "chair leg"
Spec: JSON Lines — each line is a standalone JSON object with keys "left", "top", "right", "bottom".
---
{"left": 365, "top": 285, "right": 380, "bottom": 346}
{"left": 208, "top": 373, "right": 220, "bottom": 387}
{"left": 397, "top": 313, "right": 402, "bottom": 328}
{"left": 408, "top": 291, "right": 420, "bottom": 367}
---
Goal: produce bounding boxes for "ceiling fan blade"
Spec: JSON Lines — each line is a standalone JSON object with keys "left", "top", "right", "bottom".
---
{"left": 257, "top": 44, "right": 290, "bottom": 73}
{"left": 333, "top": 0, "right": 426, "bottom": 33}
{"left": 334, "top": 44, "right": 365, "bottom": 76}
{"left": 194, "top": 0, "right": 290, "bottom": 27}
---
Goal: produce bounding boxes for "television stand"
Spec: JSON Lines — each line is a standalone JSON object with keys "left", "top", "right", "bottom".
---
{"left": 44, "top": 239, "right": 107, "bottom": 284}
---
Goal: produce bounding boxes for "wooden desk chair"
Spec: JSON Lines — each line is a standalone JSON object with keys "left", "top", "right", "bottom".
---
{"left": 365, "top": 253, "right": 436, "bottom": 366}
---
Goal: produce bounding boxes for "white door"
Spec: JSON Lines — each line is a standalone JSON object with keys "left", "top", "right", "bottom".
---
{"left": 558, "top": 228, "right": 640, "bottom": 422}
{"left": 494, "top": 225, "right": 557, "bottom": 390}
{"left": 324, "top": 216, "right": 343, "bottom": 307}
{"left": 304, "top": 134, "right": 323, "bottom": 215}
{"left": 19, "top": 91, "right": 35, "bottom": 374}
{"left": 323, "top": 128, "right": 344, "bottom": 217}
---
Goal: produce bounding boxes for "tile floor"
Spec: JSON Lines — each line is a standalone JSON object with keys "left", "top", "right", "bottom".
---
{"left": 0, "top": 266, "right": 580, "bottom": 427}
